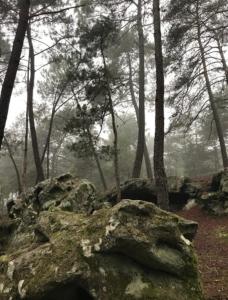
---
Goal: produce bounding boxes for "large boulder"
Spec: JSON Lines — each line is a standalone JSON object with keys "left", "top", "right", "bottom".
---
{"left": 0, "top": 186, "right": 203, "bottom": 299}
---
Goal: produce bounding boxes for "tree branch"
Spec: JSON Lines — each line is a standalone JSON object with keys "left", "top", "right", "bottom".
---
{"left": 30, "top": 4, "right": 86, "bottom": 18}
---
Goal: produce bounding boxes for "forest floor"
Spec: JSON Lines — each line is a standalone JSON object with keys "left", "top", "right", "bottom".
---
{"left": 178, "top": 207, "right": 228, "bottom": 300}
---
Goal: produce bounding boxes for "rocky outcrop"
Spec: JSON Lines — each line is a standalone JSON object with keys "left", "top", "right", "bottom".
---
{"left": 105, "top": 177, "right": 200, "bottom": 211}
{"left": 7, "top": 174, "right": 102, "bottom": 219}
{"left": 0, "top": 177, "right": 203, "bottom": 300}
{"left": 199, "top": 171, "right": 228, "bottom": 215}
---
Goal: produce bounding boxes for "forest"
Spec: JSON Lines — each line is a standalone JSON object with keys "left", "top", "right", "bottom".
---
{"left": 0, "top": 0, "right": 228, "bottom": 300}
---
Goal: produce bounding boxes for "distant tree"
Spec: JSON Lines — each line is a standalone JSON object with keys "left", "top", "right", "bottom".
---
{"left": 196, "top": 0, "right": 228, "bottom": 170}
{"left": 65, "top": 90, "right": 108, "bottom": 191}
{"left": 105, "top": 113, "right": 140, "bottom": 181}
{"left": 3, "top": 135, "right": 23, "bottom": 194}
{"left": 165, "top": 0, "right": 228, "bottom": 170}
{"left": 21, "top": 96, "right": 29, "bottom": 192}
{"left": 79, "top": 17, "right": 122, "bottom": 200}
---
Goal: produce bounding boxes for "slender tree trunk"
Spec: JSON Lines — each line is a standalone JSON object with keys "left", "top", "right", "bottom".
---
{"left": 213, "top": 140, "right": 220, "bottom": 172}
{"left": 41, "top": 106, "right": 55, "bottom": 166}
{"left": 41, "top": 104, "right": 55, "bottom": 180}
{"left": 132, "top": 0, "right": 145, "bottom": 178}
{"left": 153, "top": 0, "right": 169, "bottom": 210}
{"left": 4, "top": 136, "right": 23, "bottom": 194}
{"left": 27, "top": 23, "right": 45, "bottom": 182}
{"left": 0, "top": 0, "right": 30, "bottom": 149}
{"left": 71, "top": 88, "right": 108, "bottom": 190}
{"left": 144, "top": 145, "right": 153, "bottom": 179}
{"left": 50, "top": 135, "right": 65, "bottom": 178}
{"left": 21, "top": 96, "right": 29, "bottom": 192}
{"left": 127, "top": 53, "right": 153, "bottom": 180}
{"left": 100, "top": 46, "right": 121, "bottom": 201}
{"left": 46, "top": 141, "right": 50, "bottom": 179}
{"left": 87, "top": 129, "right": 108, "bottom": 191}
{"left": 196, "top": 3, "right": 228, "bottom": 170}
{"left": 215, "top": 35, "right": 228, "bottom": 85}
{"left": 40, "top": 86, "right": 66, "bottom": 165}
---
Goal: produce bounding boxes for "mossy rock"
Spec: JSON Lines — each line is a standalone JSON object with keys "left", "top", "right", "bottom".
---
{"left": 211, "top": 171, "right": 228, "bottom": 193}
{"left": 7, "top": 174, "right": 100, "bottom": 219}
{"left": 0, "top": 199, "right": 203, "bottom": 300}
{"left": 199, "top": 192, "right": 228, "bottom": 216}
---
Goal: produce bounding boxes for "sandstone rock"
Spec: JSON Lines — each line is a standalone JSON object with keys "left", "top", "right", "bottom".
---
{"left": 105, "top": 177, "right": 200, "bottom": 211}
{"left": 7, "top": 174, "right": 100, "bottom": 219}
{"left": 199, "top": 192, "right": 228, "bottom": 216}
{"left": 0, "top": 198, "right": 203, "bottom": 300}
{"left": 199, "top": 171, "right": 228, "bottom": 216}
{"left": 211, "top": 171, "right": 228, "bottom": 194}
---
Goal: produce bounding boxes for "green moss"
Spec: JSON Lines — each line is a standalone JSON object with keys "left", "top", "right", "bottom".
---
{"left": 215, "top": 226, "right": 228, "bottom": 241}
{"left": 0, "top": 255, "right": 8, "bottom": 263}
{"left": 1, "top": 198, "right": 204, "bottom": 299}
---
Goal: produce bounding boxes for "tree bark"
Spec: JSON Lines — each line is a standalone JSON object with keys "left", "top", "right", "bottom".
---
{"left": 0, "top": 0, "right": 30, "bottom": 149}
{"left": 196, "top": 2, "right": 228, "bottom": 170}
{"left": 132, "top": 0, "right": 145, "bottom": 178}
{"left": 4, "top": 136, "right": 23, "bottom": 194}
{"left": 127, "top": 52, "right": 153, "bottom": 180}
{"left": 27, "top": 23, "right": 45, "bottom": 182}
{"left": 101, "top": 45, "right": 121, "bottom": 201}
{"left": 153, "top": 0, "right": 169, "bottom": 210}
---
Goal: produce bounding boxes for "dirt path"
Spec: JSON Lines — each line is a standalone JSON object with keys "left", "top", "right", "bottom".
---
{"left": 178, "top": 207, "right": 228, "bottom": 300}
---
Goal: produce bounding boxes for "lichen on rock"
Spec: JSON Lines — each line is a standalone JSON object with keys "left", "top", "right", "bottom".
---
{"left": 0, "top": 176, "right": 204, "bottom": 300}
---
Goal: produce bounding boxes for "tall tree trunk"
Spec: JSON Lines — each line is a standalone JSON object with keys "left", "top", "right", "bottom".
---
{"left": 0, "top": 0, "right": 30, "bottom": 149}
{"left": 21, "top": 96, "right": 29, "bottom": 192}
{"left": 4, "top": 136, "right": 23, "bottom": 194}
{"left": 153, "top": 0, "right": 169, "bottom": 210}
{"left": 196, "top": 2, "right": 228, "bottom": 170}
{"left": 100, "top": 46, "right": 121, "bottom": 201}
{"left": 27, "top": 23, "right": 45, "bottom": 182}
{"left": 215, "top": 35, "right": 228, "bottom": 85}
{"left": 132, "top": 0, "right": 145, "bottom": 178}
{"left": 127, "top": 53, "right": 153, "bottom": 180}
